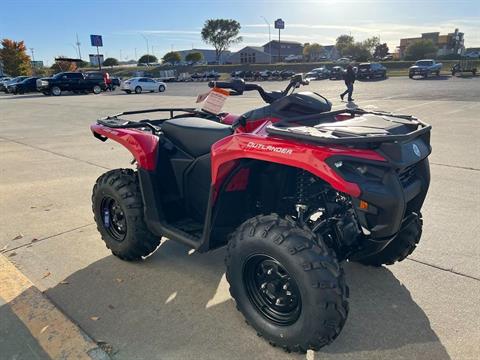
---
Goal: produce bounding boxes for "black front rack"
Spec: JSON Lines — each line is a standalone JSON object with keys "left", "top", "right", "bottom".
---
{"left": 267, "top": 108, "right": 431, "bottom": 146}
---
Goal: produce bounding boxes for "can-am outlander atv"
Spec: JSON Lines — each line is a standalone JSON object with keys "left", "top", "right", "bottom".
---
{"left": 91, "top": 74, "right": 431, "bottom": 352}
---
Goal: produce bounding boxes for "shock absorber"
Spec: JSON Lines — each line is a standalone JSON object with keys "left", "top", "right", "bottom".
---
{"left": 295, "top": 169, "right": 309, "bottom": 224}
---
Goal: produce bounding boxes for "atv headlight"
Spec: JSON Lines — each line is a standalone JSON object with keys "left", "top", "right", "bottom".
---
{"left": 327, "top": 158, "right": 388, "bottom": 183}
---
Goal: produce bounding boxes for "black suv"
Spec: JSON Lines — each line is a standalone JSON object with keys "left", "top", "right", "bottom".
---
{"left": 37, "top": 72, "right": 107, "bottom": 96}
{"left": 357, "top": 62, "right": 387, "bottom": 79}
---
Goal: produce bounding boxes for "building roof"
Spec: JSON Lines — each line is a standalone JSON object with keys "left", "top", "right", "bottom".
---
{"left": 262, "top": 40, "right": 303, "bottom": 46}
{"left": 237, "top": 46, "right": 267, "bottom": 53}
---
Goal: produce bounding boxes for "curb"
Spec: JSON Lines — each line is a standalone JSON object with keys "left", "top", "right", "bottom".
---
{"left": 0, "top": 254, "right": 110, "bottom": 360}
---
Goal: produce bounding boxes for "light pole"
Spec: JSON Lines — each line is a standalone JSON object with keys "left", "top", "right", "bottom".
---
{"left": 261, "top": 16, "right": 272, "bottom": 64}
{"left": 75, "top": 33, "right": 82, "bottom": 59}
{"left": 141, "top": 34, "right": 150, "bottom": 66}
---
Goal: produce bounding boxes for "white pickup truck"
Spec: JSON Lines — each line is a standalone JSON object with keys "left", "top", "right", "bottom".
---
{"left": 409, "top": 59, "right": 442, "bottom": 78}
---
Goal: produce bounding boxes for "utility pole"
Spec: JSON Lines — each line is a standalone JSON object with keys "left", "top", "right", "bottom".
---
{"left": 141, "top": 34, "right": 150, "bottom": 65}
{"left": 75, "top": 33, "right": 82, "bottom": 59}
{"left": 261, "top": 16, "right": 271, "bottom": 64}
{"left": 29, "top": 48, "right": 35, "bottom": 73}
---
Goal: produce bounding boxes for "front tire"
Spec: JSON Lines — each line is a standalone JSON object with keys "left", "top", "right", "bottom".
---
{"left": 51, "top": 86, "right": 61, "bottom": 96}
{"left": 357, "top": 213, "right": 422, "bottom": 267}
{"left": 92, "top": 169, "right": 160, "bottom": 261}
{"left": 158, "top": 85, "right": 165, "bottom": 92}
{"left": 226, "top": 214, "right": 349, "bottom": 353}
{"left": 93, "top": 85, "right": 102, "bottom": 94}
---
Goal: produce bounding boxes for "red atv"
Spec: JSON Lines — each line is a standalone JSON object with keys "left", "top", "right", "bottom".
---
{"left": 91, "top": 74, "right": 431, "bottom": 352}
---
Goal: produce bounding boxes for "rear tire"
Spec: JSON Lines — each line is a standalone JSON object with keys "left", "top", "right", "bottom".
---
{"left": 357, "top": 213, "right": 422, "bottom": 267}
{"left": 93, "top": 85, "right": 102, "bottom": 94}
{"left": 92, "top": 169, "right": 160, "bottom": 261}
{"left": 135, "top": 86, "right": 142, "bottom": 94}
{"left": 226, "top": 214, "right": 349, "bottom": 353}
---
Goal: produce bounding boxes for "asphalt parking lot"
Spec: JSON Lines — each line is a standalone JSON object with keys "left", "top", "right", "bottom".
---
{"left": 0, "top": 76, "right": 479, "bottom": 360}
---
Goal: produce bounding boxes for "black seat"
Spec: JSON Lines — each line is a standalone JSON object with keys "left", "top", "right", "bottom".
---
{"left": 161, "top": 117, "right": 233, "bottom": 157}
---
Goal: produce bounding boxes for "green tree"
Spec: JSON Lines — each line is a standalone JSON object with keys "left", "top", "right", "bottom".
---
{"left": 103, "top": 57, "right": 119, "bottom": 67}
{"left": 76, "top": 60, "right": 90, "bottom": 68}
{"left": 405, "top": 40, "right": 437, "bottom": 60}
{"left": 363, "top": 36, "right": 380, "bottom": 54}
{"left": 303, "top": 43, "right": 323, "bottom": 62}
{"left": 335, "top": 34, "right": 354, "bottom": 56}
{"left": 138, "top": 54, "right": 158, "bottom": 65}
{"left": 185, "top": 52, "right": 203, "bottom": 63}
{"left": 344, "top": 43, "right": 371, "bottom": 62}
{"left": 373, "top": 43, "right": 389, "bottom": 59}
{"left": 201, "top": 19, "right": 242, "bottom": 62}
{"left": 162, "top": 51, "right": 181, "bottom": 64}
{"left": 0, "top": 39, "right": 31, "bottom": 76}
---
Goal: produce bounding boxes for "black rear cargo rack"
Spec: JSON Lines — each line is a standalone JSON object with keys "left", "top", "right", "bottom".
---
{"left": 96, "top": 107, "right": 219, "bottom": 133}
{"left": 267, "top": 108, "right": 431, "bottom": 146}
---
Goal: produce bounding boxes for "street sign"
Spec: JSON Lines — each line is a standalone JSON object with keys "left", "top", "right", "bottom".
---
{"left": 274, "top": 19, "right": 285, "bottom": 30}
{"left": 30, "top": 61, "right": 44, "bottom": 69}
{"left": 90, "top": 35, "right": 103, "bottom": 47}
{"left": 89, "top": 54, "right": 104, "bottom": 66}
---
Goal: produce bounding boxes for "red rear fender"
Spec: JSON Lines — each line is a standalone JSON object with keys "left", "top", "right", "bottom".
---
{"left": 90, "top": 124, "right": 158, "bottom": 170}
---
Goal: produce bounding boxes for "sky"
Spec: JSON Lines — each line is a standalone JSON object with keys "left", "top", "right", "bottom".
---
{"left": 1, "top": 0, "right": 479, "bottom": 65}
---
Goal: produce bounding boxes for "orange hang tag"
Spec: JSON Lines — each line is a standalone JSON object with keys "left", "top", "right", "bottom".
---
{"left": 202, "top": 87, "right": 229, "bottom": 114}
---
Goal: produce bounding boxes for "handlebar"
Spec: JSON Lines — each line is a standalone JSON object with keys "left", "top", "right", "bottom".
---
{"left": 208, "top": 74, "right": 309, "bottom": 104}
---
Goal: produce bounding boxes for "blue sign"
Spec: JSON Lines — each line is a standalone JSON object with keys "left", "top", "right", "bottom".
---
{"left": 90, "top": 35, "right": 103, "bottom": 47}
{"left": 274, "top": 19, "right": 285, "bottom": 30}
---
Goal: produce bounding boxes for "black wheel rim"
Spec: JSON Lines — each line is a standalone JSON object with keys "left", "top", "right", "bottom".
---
{"left": 243, "top": 254, "right": 301, "bottom": 326}
{"left": 100, "top": 196, "right": 127, "bottom": 241}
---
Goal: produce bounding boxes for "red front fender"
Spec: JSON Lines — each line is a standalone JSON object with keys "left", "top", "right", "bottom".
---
{"left": 211, "top": 133, "right": 386, "bottom": 198}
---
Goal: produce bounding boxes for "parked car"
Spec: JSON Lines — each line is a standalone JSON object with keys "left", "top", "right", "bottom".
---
{"left": 329, "top": 66, "right": 345, "bottom": 80}
{"left": 284, "top": 54, "right": 303, "bottom": 63}
{"left": 0, "top": 77, "right": 12, "bottom": 91}
{"left": 305, "top": 67, "right": 330, "bottom": 80}
{"left": 231, "top": 70, "right": 245, "bottom": 79}
{"left": 37, "top": 72, "right": 107, "bottom": 96}
{"left": 409, "top": 59, "right": 442, "bottom": 78}
{"left": 464, "top": 51, "right": 480, "bottom": 59}
{"left": 256, "top": 70, "right": 272, "bottom": 80}
{"left": 7, "top": 77, "right": 40, "bottom": 94}
{"left": 1, "top": 76, "right": 29, "bottom": 93}
{"left": 121, "top": 77, "right": 166, "bottom": 94}
{"left": 356, "top": 62, "right": 387, "bottom": 80}
{"left": 280, "top": 70, "right": 296, "bottom": 79}
{"left": 382, "top": 55, "right": 393, "bottom": 61}
{"left": 335, "top": 57, "right": 351, "bottom": 65}
{"left": 110, "top": 77, "right": 121, "bottom": 89}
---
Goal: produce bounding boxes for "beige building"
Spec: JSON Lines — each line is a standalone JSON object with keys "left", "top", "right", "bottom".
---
{"left": 397, "top": 29, "right": 465, "bottom": 58}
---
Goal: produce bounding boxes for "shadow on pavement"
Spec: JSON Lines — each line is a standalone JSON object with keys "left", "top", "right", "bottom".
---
{"left": 44, "top": 240, "right": 450, "bottom": 360}
{"left": 0, "top": 300, "right": 50, "bottom": 360}
{"left": 410, "top": 75, "right": 450, "bottom": 81}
